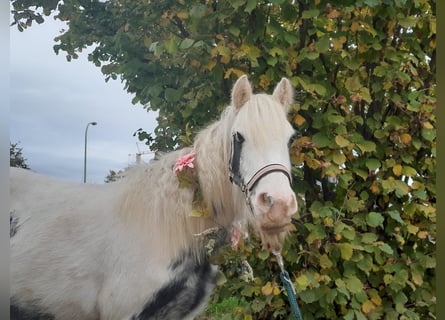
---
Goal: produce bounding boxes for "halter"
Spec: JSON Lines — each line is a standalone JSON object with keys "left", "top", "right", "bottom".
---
{"left": 228, "top": 132, "right": 292, "bottom": 204}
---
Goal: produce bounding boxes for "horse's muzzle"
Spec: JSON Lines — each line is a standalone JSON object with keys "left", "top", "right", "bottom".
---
{"left": 253, "top": 192, "right": 297, "bottom": 251}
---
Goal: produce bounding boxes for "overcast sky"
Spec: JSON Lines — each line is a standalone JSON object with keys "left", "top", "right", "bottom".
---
{"left": 10, "top": 17, "right": 158, "bottom": 184}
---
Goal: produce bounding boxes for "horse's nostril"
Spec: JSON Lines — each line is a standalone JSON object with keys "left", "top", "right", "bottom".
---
{"left": 266, "top": 195, "right": 274, "bottom": 207}
{"left": 259, "top": 193, "right": 275, "bottom": 208}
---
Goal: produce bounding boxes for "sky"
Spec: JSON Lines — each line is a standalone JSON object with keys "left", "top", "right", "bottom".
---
{"left": 10, "top": 17, "right": 158, "bottom": 184}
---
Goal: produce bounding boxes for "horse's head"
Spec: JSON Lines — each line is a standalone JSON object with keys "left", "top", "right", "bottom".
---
{"left": 229, "top": 75, "right": 298, "bottom": 252}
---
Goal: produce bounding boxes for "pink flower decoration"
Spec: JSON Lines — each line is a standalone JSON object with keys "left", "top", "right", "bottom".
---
{"left": 231, "top": 226, "right": 242, "bottom": 248}
{"left": 174, "top": 152, "right": 196, "bottom": 174}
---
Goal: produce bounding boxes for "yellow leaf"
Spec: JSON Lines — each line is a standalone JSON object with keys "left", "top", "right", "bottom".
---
{"left": 362, "top": 299, "right": 376, "bottom": 314}
{"left": 332, "top": 36, "right": 347, "bottom": 51}
{"left": 296, "top": 275, "right": 308, "bottom": 289}
{"left": 244, "top": 315, "right": 253, "bottom": 320}
{"left": 407, "top": 224, "right": 419, "bottom": 235}
{"left": 327, "top": 9, "right": 340, "bottom": 19}
{"left": 430, "top": 16, "right": 436, "bottom": 34}
{"left": 273, "top": 286, "right": 281, "bottom": 296}
{"left": 423, "top": 121, "right": 434, "bottom": 129}
{"left": 400, "top": 133, "right": 412, "bottom": 145}
{"left": 320, "top": 253, "right": 333, "bottom": 269}
{"left": 261, "top": 282, "right": 273, "bottom": 296}
{"left": 324, "top": 217, "right": 334, "bottom": 227}
{"left": 294, "top": 152, "right": 305, "bottom": 164}
{"left": 370, "top": 294, "right": 382, "bottom": 306}
{"left": 202, "top": 59, "right": 216, "bottom": 71}
{"left": 332, "top": 150, "right": 346, "bottom": 165}
{"left": 190, "top": 60, "right": 200, "bottom": 67}
{"left": 296, "top": 136, "right": 312, "bottom": 146}
{"left": 176, "top": 11, "right": 189, "bottom": 19}
{"left": 383, "top": 81, "right": 392, "bottom": 90}
{"left": 387, "top": 20, "right": 396, "bottom": 36}
{"left": 392, "top": 164, "right": 403, "bottom": 176}
{"left": 417, "top": 230, "right": 428, "bottom": 239}
{"left": 259, "top": 75, "right": 270, "bottom": 89}
{"left": 383, "top": 274, "right": 393, "bottom": 285}
{"left": 430, "top": 38, "right": 436, "bottom": 49}
{"left": 294, "top": 114, "right": 306, "bottom": 126}
{"left": 326, "top": 19, "right": 334, "bottom": 32}
{"left": 351, "top": 21, "right": 361, "bottom": 32}
{"left": 224, "top": 67, "right": 243, "bottom": 79}
{"left": 335, "top": 135, "right": 350, "bottom": 148}
{"left": 412, "top": 271, "right": 424, "bottom": 286}
{"left": 370, "top": 180, "right": 380, "bottom": 194}
{"left": 220, "top": 55, "right": 230, "bottom": 64}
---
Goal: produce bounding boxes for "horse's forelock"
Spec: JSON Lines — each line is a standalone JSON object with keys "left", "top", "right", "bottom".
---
{"left": 234, "top": 94, "right": 294, "bottom": 151}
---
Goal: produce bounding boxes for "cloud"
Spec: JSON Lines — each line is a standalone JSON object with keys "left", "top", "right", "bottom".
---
{"left": 10, "top": 17, "right": 158, "bottom": 184}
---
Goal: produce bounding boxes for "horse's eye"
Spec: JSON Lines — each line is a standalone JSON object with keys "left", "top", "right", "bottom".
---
{"left": 234, "top": 132, "right": 245, "bottom": 143}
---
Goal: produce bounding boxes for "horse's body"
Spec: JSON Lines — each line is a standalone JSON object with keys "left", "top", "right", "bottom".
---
{"left": 10, "top": 76, "right": 298, "bottom": 319}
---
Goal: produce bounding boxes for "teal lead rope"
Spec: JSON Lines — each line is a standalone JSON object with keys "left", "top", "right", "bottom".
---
{"left": 274, "top": 251, "right": 303, "bottom": 320}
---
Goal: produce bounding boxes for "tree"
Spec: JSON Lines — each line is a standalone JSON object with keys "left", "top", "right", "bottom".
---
{"left": 10, "top": 142, "right": 30, "bottom": 169}
{"left": 11, "top": 1, "right": 436, "bottom": 318}
{"left": 104, "top": 169, "right": 125, "bottom": 183}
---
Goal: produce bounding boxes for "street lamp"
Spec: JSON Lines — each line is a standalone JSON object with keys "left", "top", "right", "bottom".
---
{"left": 83, "top": 121, "right": 97, "bottom": 183}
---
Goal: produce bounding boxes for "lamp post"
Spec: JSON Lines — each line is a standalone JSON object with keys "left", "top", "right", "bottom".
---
{"left": 83, "top": 121, "right": 97, "bottom": 183}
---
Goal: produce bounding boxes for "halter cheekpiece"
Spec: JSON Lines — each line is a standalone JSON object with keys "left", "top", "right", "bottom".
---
{"left": 229, "top": 132, "right": 292, "bottom": 199}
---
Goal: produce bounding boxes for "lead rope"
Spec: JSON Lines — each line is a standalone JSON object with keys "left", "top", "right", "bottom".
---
{"left": 273, "top": 251, "right": 303, "bottom": 320}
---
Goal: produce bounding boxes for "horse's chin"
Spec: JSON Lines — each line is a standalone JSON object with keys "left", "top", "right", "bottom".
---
{"left": 258, "top": 223, "right": 291, "bottom": 252}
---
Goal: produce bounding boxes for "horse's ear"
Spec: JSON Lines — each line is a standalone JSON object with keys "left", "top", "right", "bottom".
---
{"left": 272, "top": 78, "right": 294, "bottom": 111}
{"left": 231, "top": 75, "right": 252, "bottom": 110}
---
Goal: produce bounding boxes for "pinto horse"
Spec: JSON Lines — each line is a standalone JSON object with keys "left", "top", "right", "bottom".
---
{"left": 10, "top": 76, "right": 298, "bottom": 320}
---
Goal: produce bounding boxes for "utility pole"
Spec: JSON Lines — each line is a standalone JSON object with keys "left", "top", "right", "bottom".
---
{"left": 83, "top": 121, "right": 97, "bottom": 183}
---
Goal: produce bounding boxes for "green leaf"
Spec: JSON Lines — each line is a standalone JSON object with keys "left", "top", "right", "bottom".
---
{"left": 345, "top": 196, "right": 364, "bottom": 213}
{"left": 345, "top": 74, "right": 361, "bottom": 92}
{"left": 251, "top": 299, "right": 266, "bottom": 313}
{"left": 180, "top": 38, "right": 195, "bottom": 49}
{"left": 339, "top": 243, "right": 354, "bottom": 260}
{"left": 345, "top": 276, "right": 363, "bottom": 294}
{"left": 421, "top": 128, "right": 436, "bottom": 141}
{"left": 399, "top": 16, "right": 418, "bottom": 28}
{"left": 328, "top": 114, "right": 345, "bottom": 123}
{"left": 388, "top": 210, "right": 405, "bottom": 225}
{"left": 312, "top": 132, "right": 332, "bottom": 148}
{"left": 244, "top": 0, "right": 257, "bottom": 13}
{"left": 164, "top": 88, "right": 182, "bottom": 102}
{"left": 190, "top": 4, "right": 206, "bottom": 18}
{"left": 366, "top": 212, "right": 384, "bottom": 228}
{"left": 364, "top": 0, "right": 379, "bottom": 7}
{"left": 315, "top": 36, "right": 330, "bottom": 53}
{"left": 361, "top": 233, "right": 378, "bottom": 244}
{"left": 378, "top": 243, "right": 394, "bottom": 255}
{"left": 258, "top": 250, "right": 270, "bottom": 260}
{"left": 365, "top": 159, "right": 381, "bottom": 170}
{"left": 228, "top": 26, "right": 240, "bottom": 37}
{"left": 412, "top": 189, "right": 427, "bottom": 200}
{"left": 393, "top": 180, "right": 410, "bottom": 197}
{"left": 302, "top": 9, "right": 320, "bottom": 19}
{"left": 357, "top": 255, "right": 373, "bottom": 274}
{"left": 335, "top": 135, "right": 351, "bottom": 148}
{"left": 357, "top": 141, "right": 376, "bottom": 153}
